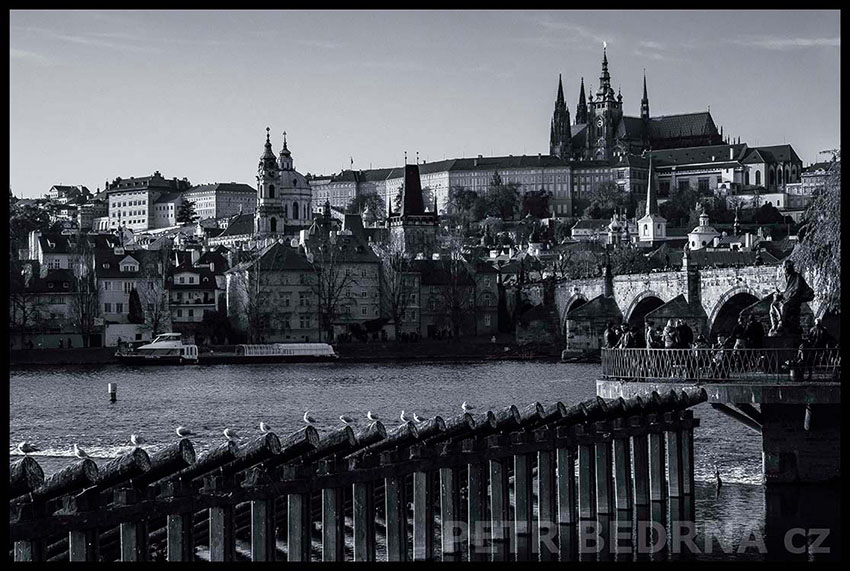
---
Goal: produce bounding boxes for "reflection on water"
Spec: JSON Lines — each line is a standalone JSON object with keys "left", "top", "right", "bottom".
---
{"left": 8, "top": 361, "right": 839, "bottom": 560}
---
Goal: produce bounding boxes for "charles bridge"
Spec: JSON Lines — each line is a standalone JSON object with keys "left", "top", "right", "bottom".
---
{"left": 554, "top": 259, "right": 821, "bottom": 352}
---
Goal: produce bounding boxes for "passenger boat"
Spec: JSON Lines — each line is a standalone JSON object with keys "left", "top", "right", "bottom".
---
{"left": 199, "top": 343, "right": 338, "bottom": 364}
{"left": 115, "top": 333, "right": 199, "bottom": 365}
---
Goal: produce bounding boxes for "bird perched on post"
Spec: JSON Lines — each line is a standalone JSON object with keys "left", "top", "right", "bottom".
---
{"left": 366, "top": 411, "right": 379, "bottom": 423}
{"left": 17, "top": 441, "right": 40, "bottom": 455}
{"left": 461, "top": 401, "right": 475, "bottom": 412}
{"left": 73, "top": 443, "right": 89, "bottom": 459}
{"left": 129, "top": 434, "right": 145, "bottom": 447}
{"left": 339, "top": 415, "right": 355, "bottom": 425}
{"left": 412, "top": 413, "right": 428, "bottom": 423}
{"left": 303, "top": 411, "right": 317, "bottom": 425}
{"left": 259, "top": 422, "right": 272, "bottom": 434}
{"left": 223, "top": 428, "right": 240, "bottom": 441}
{"left": 176, "top": 426, "right": 195, "bottom": 438}
{"left": 399, "top": 410, "right": 409, "bottom": 423}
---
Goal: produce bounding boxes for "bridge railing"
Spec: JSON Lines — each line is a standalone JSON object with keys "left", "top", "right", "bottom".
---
{"left": 10, "top": 390, "right": 707, "bottom": 562}
{"left": 601, "top": 348, "right": 841, "bottom": 383}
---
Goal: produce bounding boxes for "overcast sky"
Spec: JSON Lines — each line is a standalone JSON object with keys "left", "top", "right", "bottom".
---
{"left": 10, "top": 10, "right": 840, "bottom": 198}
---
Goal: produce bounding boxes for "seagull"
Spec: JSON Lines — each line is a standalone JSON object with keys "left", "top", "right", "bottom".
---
{"left": 339, "top": 415, "right": 355, "bottom": 425}
{"left": 176, "top": 426, "right": 195, "bottom": 438}
{"left": 366, "top": 411, "right": 379, "bottom": 423}
{"left": 17, "top": 441, "right": 40, "bottom": 455}
{"left": 223, "top": 428, "right": 240, "bottom": 441}
{"left": 303, "top": 411, "right": 317, "bottom": 425}
{"left": 73, "top": 443, "right": 89, "bottom": 459}
{"left": 259, "top": 422, "right": 272, "bottom": 434}
{"left": 129, "top": 434, "right": 145, "bottom": 447}
{"left": 412, "top": 413, "right": 428, "bottom": 423}
{"left": 461, "top": 401, "right": 475, "bottom": 412}
{"left": 400, "top": 410, "right": 409, "bottom": 423}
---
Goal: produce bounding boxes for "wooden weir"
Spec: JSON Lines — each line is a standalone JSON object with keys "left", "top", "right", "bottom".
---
{"left": 9, "top": 388, "right": 706, "bottom": 562}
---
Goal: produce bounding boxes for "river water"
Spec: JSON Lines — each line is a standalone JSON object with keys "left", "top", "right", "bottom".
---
{"left": 8, "top": 361, "right": 839, "bottom": 560}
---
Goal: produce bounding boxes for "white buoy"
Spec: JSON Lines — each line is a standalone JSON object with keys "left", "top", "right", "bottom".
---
{"left": 108, "top": 383, "right": 117, "bottom": 403}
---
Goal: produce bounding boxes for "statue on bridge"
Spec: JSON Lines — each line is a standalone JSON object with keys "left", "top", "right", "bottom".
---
{"left": 768, "top": 259, "right": 814, "bottom": 336}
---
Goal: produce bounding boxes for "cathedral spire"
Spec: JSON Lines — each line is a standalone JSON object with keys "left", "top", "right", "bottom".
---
{"left": 645, "top": 151, "right": 658, "bottom": 217}
{"left": 576, "top": 77, "right": 588, "bottom": 124}
{"left": 598, "top": 43, "right": 613, "bottom": 100}
{"left": 640, "top": 69, "right": 650, "bottom": 120}
{"left": 550, "top": 74, "right": 571, "bottom": 158}
{"left": 556, "top": 73, "right": 565, "bottom": 105}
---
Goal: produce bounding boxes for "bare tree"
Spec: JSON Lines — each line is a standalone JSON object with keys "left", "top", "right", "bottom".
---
{"left": 433, "top": 232, "right": 475, "bottom": 338}
{"left": 9, "top": 263, "right": 48, "bottom": 348}
{"left": 137, "top": 247, "right": 172, "bottom": 335}
{"left": 68, "top": 237, "right": 100, "bottom": 347}
{"left": 308, "top": 234, "right": 357, "bottom": 343}
{"left": 373, "top": 232, "right": 415, "bottom": 340}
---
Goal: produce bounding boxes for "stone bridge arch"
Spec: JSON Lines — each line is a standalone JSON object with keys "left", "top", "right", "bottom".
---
{"left": 624, "top": 290, "right": 667, "bottom": 329}
{"left": 707, "top": 285, "right": 761, "bottom": 338}
{"left": 560, "top": 292, "right": 589, "bottom": 336}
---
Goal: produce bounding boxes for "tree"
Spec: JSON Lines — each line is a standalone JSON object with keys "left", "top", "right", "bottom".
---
{"left": 433, "top": 233, "right": 476, "bottom": 338}
{"left": 11, "top": 201, "right": 51, "bottom": 238}
{"left": 199, "top": 309, "right": 233, "bottom": 345}
{"left": 582, "top": 181, "right": 635, "bottom": 219}
{"left": 309, "top": 234, "right": 358, "bottom": 343}
{"left": 9, "top": 262, "right": 48, "bottom": 348}
{"left": 609, "top": 244, "right": 652, "bottom": 275}
{"left": 522, "top": 188, "right": 553, "bottom": 219}
{"left": 753, "top": 203, "right": 785, "bottom": 225}
{"left": 346, "top": 192, "right": 385, "bottom": 219}
{"left": 659, "top": 183, "right": 699, "bottom": 227}
{"left": 792, "top": 150, "right": 841, "bottom": 313}
{"left": 486, "top": 173, "right": 521, "bottom": 221}
{"left": 69, "top": 236, "right": 100, "bottom": 347}
{"left": 127, "top": 288, "right": 145, "bottom": 324}
{"left": 373, "top": 232, "right": 416, "bottom": 340}
{"left": 445, "top": 185, "right": 481, "bottom": 230}
{"left": 137, "top": 248, "right": 172, "bottom": 335}
{"left": 176, "top": 199, "right": 199, "bottom": 225}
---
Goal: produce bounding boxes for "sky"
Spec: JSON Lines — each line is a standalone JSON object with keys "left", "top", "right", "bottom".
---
{"left": 10, "top": 10, "right": 841, "bottom": 199}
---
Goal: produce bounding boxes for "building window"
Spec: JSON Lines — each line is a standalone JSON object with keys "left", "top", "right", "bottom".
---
{"left": 485, "top": 314, "right": 492, "bottom": 327}
{"left": 188, "top": 309, "right": 194, "bottom": 318}
{"left": 292, "top": 201, "right": 299, "bottom": 220}
{"left": 115, "top": 303, "right": 124, "bottom": 313}
{"left": 104, "top": 302, "right": 112, "bottom": 313}
{"left": 269, "top": 184, "right": 275, "bottom": 199}
{"left": 756, "top": 171, "right": 761, "bottom": 186}
{"left": 361, "top": 306, "right": 368, "bottom": 316}
{"left": 177, "top": 309, "right": 183, "bottom": 317}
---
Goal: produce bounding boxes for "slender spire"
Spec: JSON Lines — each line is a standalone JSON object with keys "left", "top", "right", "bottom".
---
{"left": 576, "top": 77, "right": 588, "bottom": 124}
{"left": 598, "top": 43, "right": 613, "bottom": 100}
{"left": 282, "top": 130, "right": 288, "bottom": 150}
{"left": 640, "top": 69, "right": 650, "bottom": 120}
{"left": 557, "top": 73, "right": 565, "bottom": 105}
{"left": 645, "top": 151, "right": 658, "bottom": 217}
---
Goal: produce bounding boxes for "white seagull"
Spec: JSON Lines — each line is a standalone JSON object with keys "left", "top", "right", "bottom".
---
{"left": 259, "top": 422, "right": 272, "bottom": 434}
{"left": 366, "top": 411, "right": 379, "bottom": 423}
{"left": 17, "top": 441, "right": 40, "bottom": 455}
{"left": 129, "top": 434, "right": 145, "bottom": 447}
{"left": 399, "top": 410, "right": 409, "bottom": 423}
{"left": 412, "top": 413, "right": 428, "bottom": 423}
{"left": 223, "top": 428, "right": 240, "bottom": 441}
{"left": 339, "top": 415, "right": 355, "bottom": 425}
{"left": 73, "top": 443, "right": 89, "bottom": 459}
{"left": 461, "top": 401, "right": 475, "bottom": 412}
{"left": 176, "top": 426, "right": 195, "bottom": 438}
{"left": 303, "top": 411, "right": 317, "bottom": 425}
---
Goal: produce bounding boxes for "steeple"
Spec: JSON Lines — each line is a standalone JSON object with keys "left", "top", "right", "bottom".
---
{"left": 576, "top": 77, "right": 588, "bottom": 124}
{"left": 645, "top": 152, "right": 658, "bottom": 216}
{"left": 549, "top": 74, "right": 571, "bottom": 158}
{"left": 259, "top": 126, "right": 276, "bottom": 170}
{"left": 640, "top": 69, "right": 650, "bottom": 120}
{"left": 597, "top": 43, "right": 614, "bottom": 101}
{"left": 278, "top": 130, "right": 293, "bottom": 171}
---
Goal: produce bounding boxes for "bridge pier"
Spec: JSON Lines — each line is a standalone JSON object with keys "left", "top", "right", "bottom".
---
{"left": 760, "top": 403, "right": 841, "bottom": 483}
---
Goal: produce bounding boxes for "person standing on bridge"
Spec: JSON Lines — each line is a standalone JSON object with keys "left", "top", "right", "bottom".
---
{"left": 603, "top": 322, "right": 620, "bottom": 349}
{"left": 676, "top": 319, "right": 694, "bottom": 349}
{"left": 663, "top": 319, "right": 679, "bottom": 349}
{"left": 744, "top": 314, "right": 765, "bottom": 350}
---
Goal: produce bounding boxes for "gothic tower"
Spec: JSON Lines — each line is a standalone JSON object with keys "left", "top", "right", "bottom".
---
{"left": 254, "top": 127, "right": 284, "bottom": 235}
{"left": 549, "top": 74, "right": 571, "bottom": 158}
{"left": 640, "top": 69, "right": 650, "bottom": 120}
{"left": 575, "top": 77, "right": 588, "bottom": 125}
{"left": 587, "top": 45, "right": 623, "bottom": 161}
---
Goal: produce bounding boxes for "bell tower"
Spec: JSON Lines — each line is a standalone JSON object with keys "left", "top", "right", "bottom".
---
{"left": 254, "top": 127, "right": 284, "bottom": 235}
{"left": 588, "top": 45, "right": 623, "bottom": 161}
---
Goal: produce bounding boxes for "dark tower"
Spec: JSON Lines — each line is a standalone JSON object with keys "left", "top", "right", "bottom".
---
{"left": 640, "top": 69, "right": 650, "bottom": 120}
{"left": 575, "top": 77, "right": 588, "bottom": 125}
{"left": 588, "top": 45, "right": 623, "bottom": 161}
{"left": 549, "top": 74, "right": 571, "bottom": 158}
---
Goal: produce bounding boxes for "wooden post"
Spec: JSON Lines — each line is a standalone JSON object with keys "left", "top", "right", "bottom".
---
{"left": 385, "top": 452, "right": 408, "bottom": 562}
{"left": 116, "top": 488, "right": 148, "bottom": 561}
{"left": 10, "top": 456, "right": 45, "bottom": 499}
{"left": 163, "top": 478, "right": 194, "bottom": 562}
{"left": 513, "top": 434, "right": 534, "bottom": 561}
{"left": 322, "top": 486, "right": 345, "bottom": 561}
{"left": 352, "top": 480, "right": 376, "bottom": 561}
{"left": 681, "top": 410, "right": 696, "bottom": 498}
{"left": 594, "top": 423, "right": 614, "bottom": 516}
{"left": 555, "top": 426, "right": 578, "bottom": 562}
{"left": 537, "top": 444, "right": 558, "bottom": 561}
{"left": 630, "top": 417, "right": 650, "bottom": 507}
{"left": 12, "top": 500, "right": 46, "bottom": 561}
{"left": 251, "top": 497, "right": 277, "bottom": 561}
{"left": 287, "top": 491, "right": 311, "bottom": 562}
{"left": 647, "top": 416, "right": 666, "bottom": 503}
{"left": 467, "top": 461, "right": 487, "bottom": 561}
{"left": 577, "top": 436, "right": 596, "bottom": 520}
{"left": 665, "top": 413, "right": 683, "bottom": 499}
{"left": 488, "top": 438, "right": 510, "bottom": 561}
{"left": 412, "top": 470, "right": 434, "bottom": 560}
{"left": 612, "top": 418, "right": 633, "bottom": 512}
{"left": 439, "top": 465, "right": 461, "bottom": 561}
{"left": 205, "top": 474, "right": 235, "bottom": 562}
{"left": 67, "top": 489, "right": 100, "bottom": 562}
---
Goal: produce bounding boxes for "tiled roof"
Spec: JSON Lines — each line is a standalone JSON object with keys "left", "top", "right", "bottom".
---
{"left": 185, "top": 182, "right": 255, "bottom": 195}
{"left": 38, "top": 233, "right": 119, "bottom": 254}
{"left": 94, "top": 249, "right": 161, "bottom": 278}
{"left": 255, "top": 242, "right": 314, "bottom": 272}
{"left": 217, "top": 213, "right": 254, "bottom": 238}
{"left": 617, "top": 116, "right": 646, "bottom": 139}
{"left": 154, "top": 192, "right": 183, "bottom": 204}
{"left": 411, "top": 259, "right": 475, "bottom": 286}
{"left": 650, "top": 143, "right": 748, "bottom": 167}
{"left": 566, "top": 294, "right": 622, "bottom": 319}
{"left": 646, "top": 112, "right": 718, "bottom": 140}
{"left": 803, "top": 161, "right": 832, "bottom": 174}
{"left": 751, "top": 145, "right": 800, "bottom": 164}
{"left": 571, "top": 218, "right": 609, "bottom": 231}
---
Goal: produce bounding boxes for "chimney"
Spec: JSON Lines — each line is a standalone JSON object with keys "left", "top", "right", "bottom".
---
{"left": 729, "top": 146, "right": 734, "bottom": 161}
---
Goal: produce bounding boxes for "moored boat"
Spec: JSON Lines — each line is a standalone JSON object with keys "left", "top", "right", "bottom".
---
{"left": 199, "top": 343, "right": 338, "bottom": 364}
{"left": 115, "top": 333, "right": 199, "bottom": 365}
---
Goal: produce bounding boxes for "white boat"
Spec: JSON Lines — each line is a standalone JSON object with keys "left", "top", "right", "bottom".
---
{"left": 200, "top": 343, "right": 338, "bottom": 364}
{"left": 115, "top": 333, "right": 199, "bottom": 365}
